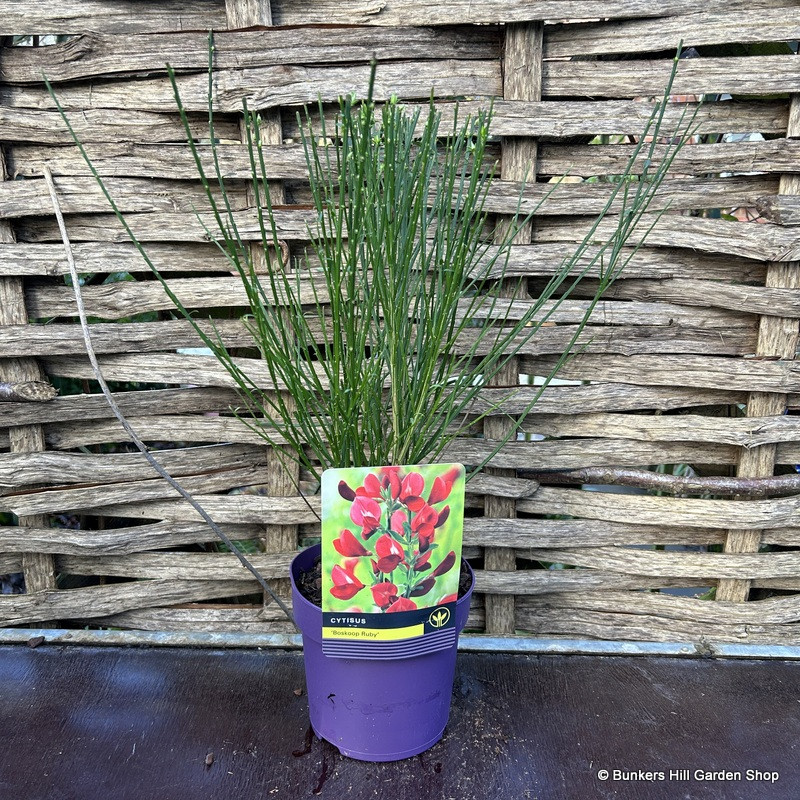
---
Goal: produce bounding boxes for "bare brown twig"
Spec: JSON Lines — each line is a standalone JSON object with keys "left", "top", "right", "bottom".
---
{"left": 0, "top": 381, "right": 57, "bottom": 403}
{"left": 532, "top": 467, "right": 800, "bottom": 499}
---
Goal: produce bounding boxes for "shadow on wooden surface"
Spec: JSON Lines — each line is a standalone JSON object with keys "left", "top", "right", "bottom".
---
{"left": 0, "top": 645, "right": 797, "bottom": 800}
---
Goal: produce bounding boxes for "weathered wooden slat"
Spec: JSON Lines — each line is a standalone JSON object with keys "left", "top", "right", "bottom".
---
{"left": 536, "top": 215, "right": 800, "bottom": 263}
{"left": 0, "top": 320, "right": 252, "bottom": 356}
{"left": 57, "top": 551, "right": 294, "bottom": 580}
{"left": 458, "top": 315, "right": 754, "bottom": 357}
{"left": 717, "top": 95, "right": 800, "bottom": 604}
{"left": 481, "top": 175, "right": 777, "bottom": 218}
{"left": 0, "top": 382, "right": 743, "bottom": 433}
{"left": 8, "top": 142, "right": 311, "bottom": 181}
{"left": 0, "top": 107, "right": 239, "bottom": 145}
{"left": 459, "top": 297, "right": 747, "bottom": 327}
{"left": 271, "top": 0, "right": 796, "bottom": 26}
{"left": 0, "top": 443, "right": 265, "bottom": 488}
{"left": 27, "top": 421, "right": 800, "bottom": 469}
{"left": 282, "top": 99, "right": 790, "bottom": 139}
{"left": 54, "top": 547, "right": 800, "bottom": 583}
{"left": 8, "top": 318, "right": 755, "bottom": 360}
{"left": 26, "top": 417, "right": 743, "bottom": 459}
{"left": 91, "top": 605, "right": 295, "bottom": 632}
{"left": 6, "top": 293, "right": 748, "bottom": 348}
{"left": 3, "top": 307, "right": 752, "bottom": 357}
{"left": 0, "top": 131, "right": 56, "bottom": 595}
{"left": 445, "top": 437, "right": 741, "bottom": 470}
{"left": 513, "top": 606, "right": 800, "bottom": 645}
{"left": 225, "top": 0, "right": 298, "bottom": 612}
{"left": 481, "top": 20, "right": 543, "bottom": 637}
{"left": 0, "top": 464, "right": 270, "bottom": 517}
{"left": 542, "top": 55, "right": 800, "bottom": 98}
{"left": 758, "top": 194, "right": 800, "bottom": 226}
{"left": 14, "top": 139, "right": 800, "bottom": 184}
{"left": 0, "top": 239, "right": 768, "bottom": 284}
{"left": 64, "top": 494, "right": 321, "bottom": 525}
{"left": 0, "top": 175, "right": 249, "bottom": 218}
{"left": 463, "top": 518, "right": 728, "bottom": 548}
{"left": 754, "top": 578, "right": 800, "bottom": 591}
{"left": 1, "top": 27, "right": 501, "bottom": 83}
{"left": 0, "top": 242, "right": 237, "bottom": 277}
{"left": 545, "top": 9, "right": 800, "bottom": 58}
{"left": 596, "top": 277, "right": 800, "bottom": 319}
{"left": 25, "top": 276, "right": 321, "bottom": 319}
{"left": 42, "top": 414, "right": 271, "bottom": 450}
{"left": 0, "top": 386, "right": 240, "bottom": 427}
{"left": 0, "top": 578, "right": 260, "bottom": 628}
{"left": 521, "top": 412, "right": 800, "bottom": 448}
{"left": 45, "top": 340, "right": 788, "bottom": 400}
{"left": 2, "top": 0, "right": 227, "bottom": 36}
{"left": 523, "top": 352, "right": 800, "bottom": 393}
{"left": 15, "top": 207, "right": 317, "bottom": 242}
{"left": 20, "top": 197, "right": 796, "bottom": 255}
{"left": 2, "top": 100, "right": 788, "bottom": 148}
{"left": 0, "top": 520, "right": 263, "bottom": 556}
{"left": 521, "top": 547, "right": 800, "bottom": 579}
{"left": 3, "top": 0, "right": 770, "bottom": 34}
{"left": 523, "top": 590, "right": 800, "bottom": 625}
{"left": 473, "top": 569, "right": 710, "bottom": 595}
{"left": 538, "top": 139, "right": 800, "bottom": 178}
{"left": 469, "top": 383, "right": 745, "bottom": 416}
{"left": 2, "top": 173, "right": 776, "bottom": 220}
{"left": 517, "top": 486, "right": 800, "bottom": 530}
{"left": 4, "top": 60, "right": 502, "bottom": 113}
{"left": 2, "top": 517, "right": 760, "bottom": 555}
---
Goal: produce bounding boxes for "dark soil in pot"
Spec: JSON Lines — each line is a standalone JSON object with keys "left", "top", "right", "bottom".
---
{"left": 296, "top": 554, "right": 473, "bottom": 608}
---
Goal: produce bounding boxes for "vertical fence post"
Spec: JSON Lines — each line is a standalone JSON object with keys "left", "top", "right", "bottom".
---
{"left": 716, "top": 94, "right": 800, "bottom": 603}
{"left": 483, "top": 22, "right": 543, "bottom": 635}
{"left": 223, "top": 3, "right": 298, "bottom": 608}
{"left": 0, "top": 39, "right": 57, "bottom": 595}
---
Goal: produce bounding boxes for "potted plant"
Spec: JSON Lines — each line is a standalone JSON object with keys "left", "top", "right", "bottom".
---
{"left": 294, "top": 461, "right": 472, "bottom": 761}
{"left": 50, "top": 46, "right": 689, "bottom": 760}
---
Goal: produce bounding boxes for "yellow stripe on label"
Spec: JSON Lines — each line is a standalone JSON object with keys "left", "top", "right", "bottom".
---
{"left": 323, "top": 624, "right": 424, "bottom": 641}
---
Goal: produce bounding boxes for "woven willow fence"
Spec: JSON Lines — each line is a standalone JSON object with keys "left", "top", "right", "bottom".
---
{"left": 1, "top": 2, "right": 799, "bottom": 644}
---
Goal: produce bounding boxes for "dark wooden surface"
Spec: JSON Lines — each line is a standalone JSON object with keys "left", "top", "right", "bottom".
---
{"left": 0, "top": 645, "right": 797, "bottom": 800}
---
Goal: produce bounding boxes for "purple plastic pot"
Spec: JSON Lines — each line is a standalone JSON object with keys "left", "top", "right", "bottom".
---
{"left": 290, "top": 543, "right": 474, "bottom": 762}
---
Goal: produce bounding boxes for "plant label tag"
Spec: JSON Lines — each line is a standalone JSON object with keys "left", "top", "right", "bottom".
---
{"left": 320, "top": 464, "right": 465, "bottom": 660}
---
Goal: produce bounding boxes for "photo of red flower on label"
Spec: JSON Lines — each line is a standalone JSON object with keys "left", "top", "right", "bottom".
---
{"left": 321, "top": 464, "right": 465, "bottom": 616}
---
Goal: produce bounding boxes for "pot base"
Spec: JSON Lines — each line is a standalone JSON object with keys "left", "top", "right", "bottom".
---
{"left": 312, "top": 723, "right": 446, "bottom": 762}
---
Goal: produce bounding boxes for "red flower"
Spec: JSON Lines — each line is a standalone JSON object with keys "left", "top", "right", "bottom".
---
{"left": 390, "top": 509, "right": 408, "bottom": 537}
{"left": 411, "top": 502, "right": 438, "bottom": 550}
{"left": 350, "top": 495, "right": 382, "bottom": 537}
{"left": 333, "top": 529, "right": 371, "bottom": 558}
{"left": 371, "top": 581, "right": 398, "bottom": 609}
{"left": 435, "top": 506, "right": 450, "bottom": 528}
{"left": 375, "top": 533, "right": 405, "bottom": 573}
{"left": 431, "top": 550, "right": 456, "bottom": 578}
{"left": 386, "top": 468, "right": 402, "bottom": 500}
{"left": 414, "top": 549, "right": 433, "bottom": 571}
{"left": 386, "top": 597, "right": 417, "bottom": 613}
{"left": 409, "top": 577, "right": 436, "bottom": 597}
{"left": 399, "top": 471, "right": 425, "bottom": 511}
{"left": 330, "top": 561, "right": 365, "bottom": 601}
{"left": 356, "top": 472, "right": 383, "bottom": 499}
{"left": 337, "top": 480, "right": 356, "bottom": 502}
{"left": 427, "top": 466, "right": 461, "bottom": 505}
